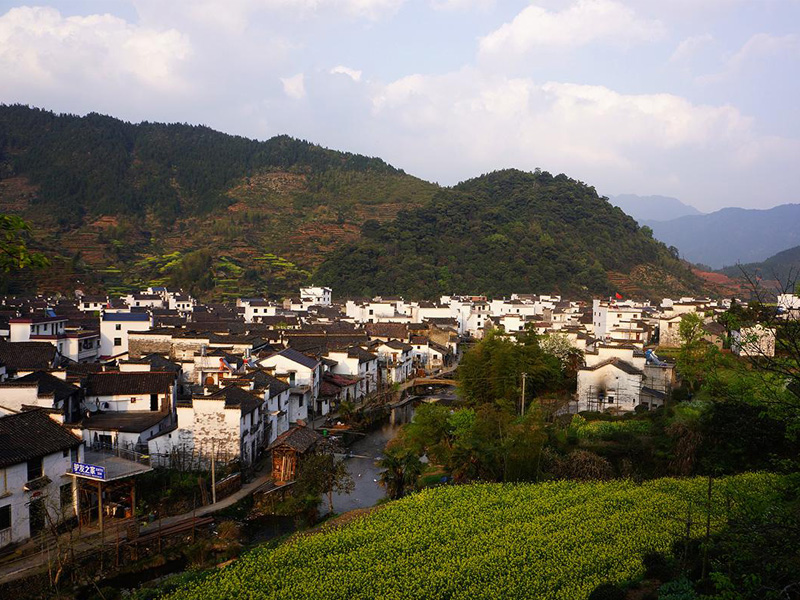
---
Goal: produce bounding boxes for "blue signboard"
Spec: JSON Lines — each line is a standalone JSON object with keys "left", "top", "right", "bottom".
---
{"left": 72, "top": 462, "right": 106, "bottom": 480}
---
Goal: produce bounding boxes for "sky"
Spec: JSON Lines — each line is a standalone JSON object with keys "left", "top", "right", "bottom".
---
{"left": 0, "top": 0, "right": 799, "bottom": 212}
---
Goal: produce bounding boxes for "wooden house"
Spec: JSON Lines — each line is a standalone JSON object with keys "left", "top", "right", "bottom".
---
{"left": 268, "top": 425, "right": 322, "bottom": 483}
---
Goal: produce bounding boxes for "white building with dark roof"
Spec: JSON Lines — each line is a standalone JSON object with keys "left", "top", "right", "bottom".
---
{"left": 99, "top": 312, "right": 153, "bottom": 358}
{"left": 0, "top": 410, "right": 83, "bottom": 549}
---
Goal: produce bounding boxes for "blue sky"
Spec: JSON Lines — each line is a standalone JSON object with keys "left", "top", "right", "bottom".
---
{"left": 1, "top": 0, "right": 799, "bottom": 211}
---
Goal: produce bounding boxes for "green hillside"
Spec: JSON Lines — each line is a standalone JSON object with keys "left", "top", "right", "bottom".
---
{"left": 0, "top": 104, "right": 437, "bottom": 297}
{"left": 316, "top": 169, "right": 703, "bottom": 298}
{"left": 719, "top": 244, "right": 800, "bottom": 285}
{"left": 167, "top": 473, "right": 781, "bottom": 600}
{"left": 0, "top": 106, "right": 704, "bottom": 299}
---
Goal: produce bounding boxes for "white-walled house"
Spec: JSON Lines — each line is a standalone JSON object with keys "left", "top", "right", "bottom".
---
{"left": 99, "top": 312, "right": 153, "bottom": 358}
{"left": 78, "top": 371, "right": 177, "bottom": 451}
{"left": 148, "top": 385, "right": 265, "bottom": 469}
{"left": 324, "top": 346, "right": 379, "bottom": 400}
{"left": 374, "top": 340, "right": 413, "bottom": 384}
{"left": 258, "top": 348, "right": 320, "bottom": 424}
{"left": 576, "top": 358, "right": 644, "bottom": 413}
{"left": 732, "top": 325, "right": 776, "bottom": 358}
{"left": 9, "top": 314, "right": 68, "bottom": 356}
{"left": 0, "top": 410, "right": 83, "bottom": 549}
{"left": 78, "top": 296, "right": 109, "bottom": 313}
{"left": 657, "top": 313, "right": 684, "bottom": 348}
{"left": 242, "top": 300, "right": 279, "bottom": 323}
{"left": 0, "top": 371, "right": 83, "bottom": 423}
{"left": 124, "top": 294, "right": 165, "bottom": 309}
{"left": 300, "top": 287, "right": 332, "bottom": 306}
{"left": 63, "top": 329, "right": 101, "bottom": 363}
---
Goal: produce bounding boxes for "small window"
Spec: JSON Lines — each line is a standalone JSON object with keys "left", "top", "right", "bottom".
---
{"left": 60, "top": 483, "right": 72, "bottom": 508}
{"left": 63, "top": 449, "right": 69, "bottom": 458}
{"left": 70, "top": 448, "right": 78, "bottom": 464}
{"left": 114, "top": 337, "right": 122, "bottom": 346}
{"left": 298, "top": 396, "right": 304, "bottom": 407}
{"left": 0, "top": 505, "right": 10, "bottom": 530}
{"left": 27, "top": 458, "right": 43, "bottom": 482}
{"left": 115, "top": 324, "right": 121, "bottom": 331}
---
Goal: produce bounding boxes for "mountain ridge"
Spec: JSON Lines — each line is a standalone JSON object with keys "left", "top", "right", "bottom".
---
{"left": 609, "top": 193, "right": 702, "bottom": 223}
{"left": 1, "top": 105, "right": 706, "bottom": 299}
{"left": 643, "top": 203, "right": 800, "bottom": 269}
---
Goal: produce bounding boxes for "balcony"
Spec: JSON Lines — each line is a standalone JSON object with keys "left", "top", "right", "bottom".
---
{"left": 69, "top": 445, "right": 152, "bottom": 482}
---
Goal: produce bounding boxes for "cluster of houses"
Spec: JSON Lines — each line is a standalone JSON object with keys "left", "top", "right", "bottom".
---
{"left": 0, "top": 284, "right": 788, "bottom": 551}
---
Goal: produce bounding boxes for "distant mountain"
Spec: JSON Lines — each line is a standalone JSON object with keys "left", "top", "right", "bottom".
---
{"left": 610, "top": 194, "right": 701, "bottom": 223}
{"left": 643, "top": 204, "right": 800, "bottom": 269}
{"left": 316, "top": 169, "right": 704, "bottom": 299}
{"left": 719, "top": 244, "right": 800, "bottom": 284}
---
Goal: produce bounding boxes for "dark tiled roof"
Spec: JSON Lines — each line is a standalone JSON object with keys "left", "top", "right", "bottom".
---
{"left": 346, "top": 346, "right": 378, "bottom": 363}
{"left": 103, "top": 312, "right": 151, "bottom": 322}
{"left": 0, "top": 341, "right": 58, "bottom": 371}
{"left": 0, "top": 410, "right": 81, "bottom": 467}
{"left": 269, "top": 425, "right": 322, "bottom": 453}
{"left": 206, "top": 386, "right": 261, "bottom": 415}
{"left": 76, "top": 411, "right": 171, "bottom": 433}
{"left": 273, "top": 347, "right": 319, "bottom": 369}
{"left": 383, "top": 340, "right": 412, "bottom": 351}
{"left": 581, "top": 358, "right": 643, "bottom": 376}
{"left": 240, "top": 370, "right": 291, "bottom": 397}
{"left": 364, "top": 322, "right": 409, "bottom": 339}
{"left": 86, "top": 371, "right": 176, "bottom": 396}
{"left": 641, "top": 386, "right": 667, "bottom": 401}
{"left": 13, "top": 371, "right": 80, "bottom": 400}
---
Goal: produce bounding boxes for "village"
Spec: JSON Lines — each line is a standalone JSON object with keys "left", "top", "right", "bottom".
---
{"left": 0, "top": 283, "right": 796, "bottom": 593}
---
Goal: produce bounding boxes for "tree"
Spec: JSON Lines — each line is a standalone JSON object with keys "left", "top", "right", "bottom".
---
{"left": 677, "top": 312, "right": 710, "bottom": 393}
{"left": 299, "top": 448, "right": 355, "bottom": 514}
{"left": 0, "top": 214, "right": 49, "bottom": 272}
{"left": 377, "top": 445, "right": 422, "bottom": 500}
{"left": 275, "top": 445, "right": 354, "bottom": 522}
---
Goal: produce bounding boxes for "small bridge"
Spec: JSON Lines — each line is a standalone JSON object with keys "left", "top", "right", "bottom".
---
{"left": 413, "top": 377, "right": 457, "bottom": 386}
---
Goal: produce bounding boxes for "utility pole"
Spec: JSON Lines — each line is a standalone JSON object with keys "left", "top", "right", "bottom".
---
{"left": 211, "top": 442, "right": 217, "bottom": 505}
{"left": 521, "top": 372, "right": 527, "bottom": 417}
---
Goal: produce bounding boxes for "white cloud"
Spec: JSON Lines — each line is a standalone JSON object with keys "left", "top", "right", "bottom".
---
{"left": 366, "top": 67, "right": 797, "bottom": 207}
{"left": 281, "top": 73, "right": 306, "bottom": 99}
{"left": 330, "top": 65, "right": 363, "bottom": 82}
{"left": 670, "top": 33, "right": 714, "bottom": 63}
{"left": 698, "top": 32, "right": 800, "bottom": 83}
{"left": 478, "top": 0, "right": 665, "bottom": 57}
{"left": 0, "top": 6, "right": 191, "bottom": 94}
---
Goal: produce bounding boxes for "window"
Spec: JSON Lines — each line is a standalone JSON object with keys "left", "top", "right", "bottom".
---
{"left": 70, "top": 448, "right": 78, "bottom": 464}
{"left": 114, "top": 337, "right": 122, "bottom": 347}
{"left": 115, "top": 324, "right": 121, "bottom": 331}
{"left": 27, "top": 458, "right": 43, "bottom": 482}
{"left": 0, "top": 505, "right": 10, "bottom": 531}
{"left": 60, "top": 483, "right": 72, "bottom": 508}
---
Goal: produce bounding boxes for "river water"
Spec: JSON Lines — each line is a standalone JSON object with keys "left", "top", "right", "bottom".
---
{"left": 327, "top": 420, "right": 402, "bottom": 514}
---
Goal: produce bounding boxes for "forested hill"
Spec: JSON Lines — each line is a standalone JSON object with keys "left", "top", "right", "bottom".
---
{"left": 719, "top": 244, "right": 800, "bottom": 285}
{"left": 316, "top": 169, "right": 704, "bottom": 298}
{"left": 0, "top": 105, "right": 438, "bottom": 298}
{"left": 0, "top": 104, "right": 403, "bottom": 225}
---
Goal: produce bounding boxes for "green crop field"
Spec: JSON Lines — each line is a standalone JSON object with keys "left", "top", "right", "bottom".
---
{"left": 167, "top": 473, "right": 781, "bottom": 600}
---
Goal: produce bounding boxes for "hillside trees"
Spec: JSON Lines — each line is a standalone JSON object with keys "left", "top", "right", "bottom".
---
{"left": 0, "top": 214, "right": 49, "bottom": 272}
{"left": 316, "top": 169, "right": 704, "bottom": 298}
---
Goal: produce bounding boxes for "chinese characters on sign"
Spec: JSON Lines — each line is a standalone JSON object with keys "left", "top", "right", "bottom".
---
{"left": 72, "top": 462, "right": 106, "bottom": 480}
